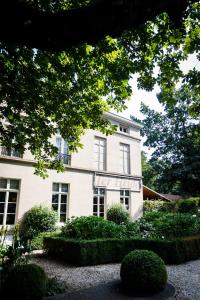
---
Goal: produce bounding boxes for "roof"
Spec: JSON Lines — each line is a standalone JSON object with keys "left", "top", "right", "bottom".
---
{"left": 143, "top": 185, "right": 172, "bottom": 201}
{"left": 104, "top": 112, "right": 143, "bottom": 129}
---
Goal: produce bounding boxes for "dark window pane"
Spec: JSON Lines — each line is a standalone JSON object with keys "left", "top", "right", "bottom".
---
{"left": 0, "top": 192, "right": 6, "bottom": 202}
{"left": 93, "top": 197, "right": 98, "bottom": 205}
{"left": 7, "top": 203, "right": 16, "bottom": 213}
{"left": 8, "top": 192, "right": 17, "bottom": 203}
{"left": 60, "top": 214, "right": 66, "bottom": 223}
{"left": 61, "top": 184, "right": 68, "bottom": 192}
{"left": 10, "top": 180, "right": 19, "bottom": 190}
{"left": 100, "top": 197, "right": 104, "bottom": 204}
{"left": 125, "top": 199, "right": 129, "bottom": 205}
{"left": 6, "top": 214, "right": 15, "bottom": 225}
{"left": 60, "top": 204, "right": 66, "bottom": 213}
{"left": 52, "top": 204, "right": 58, "bottom": 211}
{"left": 93, "top": 212, "right": 97, "bottom": 216}
{"left": 100, "top": 205, "right": 104, "bottom": 212}
{"left": 120, "top": 198, "right": 124, "bottom": 204}
{"left": 52, "top": 183, "right": 59, "bottom": 192}
{"left": 94, "top": 188, "right": 98, "bottom": 195}
{"left": 0, "top": 214, "right": 3, "bottom": 225}
{"left": 120, "top": 190, "right": 123, "bottom": 196}
{"left": 93, "top": 205, "right": 97, "bottom": 213}
{"left": 100, "top": 189, "right": 105, "bottom": 195}
{"left": 99, "top": 213, "right": 104, "bottom": 217}
{"left": 61, "top": 194, "right": 67, "bottom": 204}
{"left": 0, "top": 203, "right": 5, "bottom": 213}
{"left": 125, "top": 190, "right": 130, "bottom": 196}
{"left": 52, "top": 194, "right": 58, "bottom": 204}
{"left": 0, "top": 179, "right": 7, "bottom": 189}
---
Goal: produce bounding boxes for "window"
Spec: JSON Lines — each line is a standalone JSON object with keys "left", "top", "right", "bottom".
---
{"left": 0, "top": 178, "right": 19, "bottom": 225}
{"left": 52, "top": 183, "right": 68, "bottom": 222}
{"left": 120, "top": 190, "right": 130, "bottom": 210}
{"left": 119, "top": 125, "right": 128, "bottom": 133}
{"left": 55, "top": 132, "right": 70, "bottom": 165}
{"left": 94, "top": 137, "right": 106, "bottom": 171}
{"left": 93, "top": 188, "right": 105, "bottom": 217}
{"left": 120, "top": 143, "right": 130, "bottom": 174}
{"left": 0, "top": 146, "right": 22, "bottom": 158}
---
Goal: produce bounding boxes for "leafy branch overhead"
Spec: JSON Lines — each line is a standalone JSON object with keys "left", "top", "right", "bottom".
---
{"left": 0, "top": 0, "right": 199, "bottom": 177}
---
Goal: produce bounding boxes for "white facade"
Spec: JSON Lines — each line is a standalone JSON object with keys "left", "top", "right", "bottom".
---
{"left": 0, "top": 112, "right": 143, "bottom": 226}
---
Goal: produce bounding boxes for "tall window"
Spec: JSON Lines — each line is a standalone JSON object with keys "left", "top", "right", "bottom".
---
{"left": 93, "top": 188, "right": 105, "bottom": 217}
{"left": 0, "top": 178, "right": 19, "bottom": 225}
{"left": 120, "top": 190, "right": 130, "bottom": 210}
{"left": 120, "top": 143, "right": 130, "bottom": 174}
{"left": 52, "top": 183, "right": 68, "bottom": 222}
{"left": 55, "top": 132, "right": 70, "bottom": 165}
{"left": 94, "top": 137, "right": 106, "bottom": 171}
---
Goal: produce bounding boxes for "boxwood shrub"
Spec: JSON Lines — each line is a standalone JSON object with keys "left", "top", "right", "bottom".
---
{"left": 120, "top": 250, "right": 167, "bottom": 294}
{"left": 107, "top": 204, "right": 130, "bottom": 224}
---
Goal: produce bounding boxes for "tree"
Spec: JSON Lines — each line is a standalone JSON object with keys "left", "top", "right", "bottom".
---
{"left": 141, "top": 151, "right": 158, "bottom": 191}
{"left": 141, "top": 87, "right": 200, "bottom": 196}
{"left": 0, "top": 0, "right": 199, "bottom": 177}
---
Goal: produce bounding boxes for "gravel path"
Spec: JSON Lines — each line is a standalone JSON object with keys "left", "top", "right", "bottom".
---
{"left": 32, "top": 256, "right": 200, "bottom": 300}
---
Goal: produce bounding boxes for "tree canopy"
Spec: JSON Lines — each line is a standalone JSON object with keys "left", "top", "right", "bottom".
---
{"left": 0, "top": 0, "right": 199, "bottom": 177}
{"left": 141, "top": 87, "right": 200, "bottom": 196}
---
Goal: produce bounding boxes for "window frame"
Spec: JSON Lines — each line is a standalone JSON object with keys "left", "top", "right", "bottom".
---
{"left": 93, "top": 188, "right": 106, "bottom": 217}
{"left": 94, "top": 136, "right": 106, "bottom": 171}
{"left": 55, "top": 131, "right": 70, "bottom": 165}
{"left": 119, "top": 125, "right": 129, "bottom": 134}
{"left": 120, "top": 143, "right": 130, "bottom": 174}
{"left": 120, "top": 189, "right": 130, "bottom": 211}
{"left": 0, "top": 178, "right": 20, "bottom": 225}
{"left": 52, "top": 182, "right": 69, "bottom": 223}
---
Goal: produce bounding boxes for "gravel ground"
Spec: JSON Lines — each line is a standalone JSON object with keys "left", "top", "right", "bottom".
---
{"left": 32, "top": 256, "right": 200, "bottom": 300}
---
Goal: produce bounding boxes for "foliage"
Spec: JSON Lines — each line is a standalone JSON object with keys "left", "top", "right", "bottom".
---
{"left": 2, "top": 263, "right": 47, "bottom": 300}
{"left": 0, "top": 1, "right": 199, "bottom": 176}
{"left": 44, "top": 235, "right": 200, "bottom": 266}
{"left": 107, "top": 204, "right": 130, "bottom": 225}
{"left": 141, "top": 152, "right": 159, "bottom": 191}
{"left": 61, "top": 216, "right": 127, "bottom": 240}
{"left": 46, "top": 277, "right": 66, "bottom": 297}
{"left": 120, "top": 250, "right": 167, "bottom": 294}
{"left": 19, "top": 206, "right": 57, "bottom": 240}
{"left": 144, "top": 200, "right": 177, "bottom": 213}
{"left": 141, "top": 86, "right": 200, "bottom": 195}
{"left": 31, "top": 231, "right": 58, "bottom": 250}
{"left": 178, "top": 198, "right": 200, "bottom": 214}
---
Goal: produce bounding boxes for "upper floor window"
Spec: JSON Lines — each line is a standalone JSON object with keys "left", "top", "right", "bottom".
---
{"left": 55, "top": 132, "right": 70, "bottom": 165}
{"left": 94, "top": 137, "right": 106, "bottom": 171}
{"left": 119, "top": 125, "right": 129, "bottom": 134}
{"left": 52, "top": 183, "right": 68, "bottom": 223}
{"left": 120, "top": 190, "right": 130, "bottom": 210}
{"left": 120, "top": 143, "right": 130, "bottom": 174}
{"left": 0, "top": 146, "right": 23, "bottom": 158}
{"left": 0, "top": 178, "right": 19, "bottom": 225}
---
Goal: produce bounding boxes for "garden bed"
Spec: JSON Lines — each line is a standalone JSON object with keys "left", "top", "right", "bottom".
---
{"left": 43, "top": 234, "right": 200, "bottom": 266}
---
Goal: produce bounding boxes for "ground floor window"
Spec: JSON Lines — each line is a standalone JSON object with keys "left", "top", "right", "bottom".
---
{"left": 0, "top": 178, "right": 19, "bottom": 225}
{"left": 120, "top": 190, "right": 130, "bottom": 210}
{"left": 93, "top": 188, "right": 105, "bottom": 217}
{"left": 52, "top": 183, "right": 68, "bottom": 222}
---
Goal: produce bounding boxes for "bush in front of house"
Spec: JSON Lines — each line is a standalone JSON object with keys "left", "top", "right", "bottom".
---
{"left": 61, "top": 215, "right": 127, "bottom": 240}
{"left": 2, "top": 263, "right": 47, "bottom": 300}
{"left": 144, "top": 200, "right": 177, "bottom": 213}
{"left": 120, "top": 249, "right": 167, "bottom": 294}
{"left": 107, "top": 204, "right": 130, "bottom": 225}
{"left": 177, "top": 198, "right": 200, "bottom": 214}
{"left": 19, "top": 205, "right": 57, "bottom": 240}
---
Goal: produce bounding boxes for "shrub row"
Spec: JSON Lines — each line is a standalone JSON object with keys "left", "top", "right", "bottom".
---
{"left": 43, "top": 235, "right": 200, "bottom": 266}
{"left": 144, "top": 197, "right": 200, "bottom": 214}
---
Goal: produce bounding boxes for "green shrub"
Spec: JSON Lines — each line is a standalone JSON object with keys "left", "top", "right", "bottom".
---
{"left": 2, "top": 263, "right": 47, "bottom": 300}
{"left": 107, "top": 204, "right": 130, "bottom": 224}
{"left": 31, "top": 232, "right": 58, "bottom": 250}
{"left": 178, "top": 198, "right": 199, "bottom": 214}
{"left": 144, "top": 200, "right": 177, "bottom": 213}
{"left": 19, "top": 206, "right": 57, "bottom": 240}
{"left": 120, "top": 250, "right": 167, "bottom": 294}
{"left": 61, "top": 216, "right": 126, "bottom": 240}
{"left": 46, "top": 277, "right": 66, "bottom": 296}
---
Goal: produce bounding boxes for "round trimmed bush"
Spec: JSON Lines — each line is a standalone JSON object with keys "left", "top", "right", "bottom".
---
{"left": 120, "top": 250, "right": 167, "bottom": 294}
{"left": 107, "top": 204, "right": 130, "bottom": 224}
{"left": 2, "top": 263, "right": 47, "bottom": 300}
{"left": 19, "top": 205, "right": 57, "bottom": 240}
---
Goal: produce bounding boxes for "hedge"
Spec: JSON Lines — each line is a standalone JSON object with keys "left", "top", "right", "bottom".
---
{"left": 43, "top": 235, "right": 200, "bottom": 266}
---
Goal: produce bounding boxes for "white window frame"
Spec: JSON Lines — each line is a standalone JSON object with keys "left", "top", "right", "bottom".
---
{"left": 119, "top": 125, "right": 129, "bottom": 134}
{"left": 55, "top": 131, "right": 70, "bottom": 165}
{"left": 120, "top": 143, "right": 130, "bottom": 174}
{"left": 93, "top": 188, "right": 105, "bottom": 217}
{"left": 94, "top": 137, "right": 106, "bottom": 171}
{"left": 120, "top": 189, "right": 130, "bottom": 211}
{"left": 0, "top": 178, "right": 19, "bottom": 225}
{"left": 52, "top": 183, "right": 68, "bottom": 223}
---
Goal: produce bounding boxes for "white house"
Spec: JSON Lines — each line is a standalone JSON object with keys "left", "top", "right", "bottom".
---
{"left": 0, "top": 112, "right": 143, "bottom": 226}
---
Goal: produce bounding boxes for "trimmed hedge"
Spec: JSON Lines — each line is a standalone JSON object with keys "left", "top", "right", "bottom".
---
{"left": 43, "top": 234, "right": 200, "bottom": 266}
